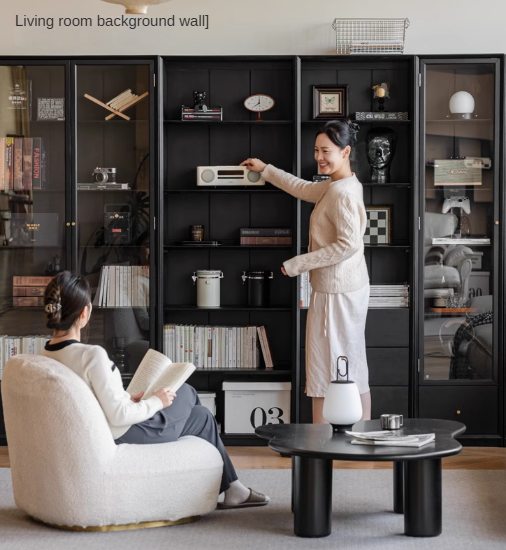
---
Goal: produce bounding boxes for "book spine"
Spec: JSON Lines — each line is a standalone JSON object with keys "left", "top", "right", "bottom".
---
{"left": 13, "top": 286, "right": 45, "bottom": 297}
{"left": 240, "top": 236, "right": 292, "bottom": 245}
{"left": 32, "top": 138, "right": 42, "bottom": 189}
{"left": 0, "top": 138, "right": 5, "bottom": 191}
{"left": 5, "top": 137, "right": 14, "bottom": 190}
{"left": 193, "top": 326, "right": 198, "bottom": 367}
{"left": 200, "top": 326, "right": 206, "bottom": 369}
{"left": 252, "top": 326, "right": 258, "bottom": 369}
{"left": 13, "top": 138, "right": 23, "bottom": 190}
{"left": 212, "top": 326, "right": 217, "bottom": 369}
{"left": 182, "top": 114, "right": 222, "bottom": 120}
{"left": 13, "top": 275, "right": 53, "bottom": 286}
{"left": 262, "top": 326, "right": 274, "bottom": 368}
{"left": 189, "top": 325, "right": 195, "bottom": 365}
{"left": 13, "top": 296, "right": 44, "bottom": 306}
{"left": 257, "top": 327, "right": 267, "bottom": 368}
{"left": 184, "top": 325, "right": 189, "bottom": 362}
{"left": 206, "top": 326, "right": 212, "bottom": 369}
{"left": 0, "top": 336, "right": 4, "bottom": 380}
{"left": 240, "top": 228, "right": 292, "bottom": 237}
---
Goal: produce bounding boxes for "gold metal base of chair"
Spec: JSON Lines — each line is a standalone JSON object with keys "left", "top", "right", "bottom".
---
{"left": 31, "top": 515, "right": 201, "bottom": 532}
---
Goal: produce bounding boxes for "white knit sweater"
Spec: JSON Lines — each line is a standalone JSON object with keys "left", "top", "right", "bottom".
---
{"left": 262, "top": 164, "right": 369, "bottom": 294}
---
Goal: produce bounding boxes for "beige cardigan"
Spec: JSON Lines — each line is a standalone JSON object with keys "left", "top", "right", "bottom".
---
{"left": 261, "top": 164, "right": 369, "bottom": 294}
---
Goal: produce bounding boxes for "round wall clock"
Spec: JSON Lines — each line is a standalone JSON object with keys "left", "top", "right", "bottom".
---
{"left": 244, "top": 94, "right": 275, "bottom": 121}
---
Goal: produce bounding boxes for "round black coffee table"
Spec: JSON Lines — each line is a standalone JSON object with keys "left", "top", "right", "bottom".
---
{"left": 256, "top": 419, "right": 466, "bottom": 538}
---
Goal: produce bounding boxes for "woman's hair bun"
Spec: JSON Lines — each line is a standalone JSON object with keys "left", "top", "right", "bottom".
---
{"left": 317, "top": 118, "right": 360, "bottom": 151}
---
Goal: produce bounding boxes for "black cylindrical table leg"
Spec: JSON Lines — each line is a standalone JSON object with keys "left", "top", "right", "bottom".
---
{"left": 393, "top": 461, "right": 404, "bottom": 514}
{"left": 291, "top": 455, "right": 297, "bottom": 513}
{"left": 404, "top": 458, "right": 442, "bottom": 537}
{"left": 293, "top": 455, "right": 333, "bottom": 538}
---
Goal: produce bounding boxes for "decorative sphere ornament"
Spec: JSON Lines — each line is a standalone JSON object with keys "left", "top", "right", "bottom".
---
{"left": 449, "top": 91, "right": 475, "bottom": 120}
{"left": 100, "top": 0, "right": 172, "bottom": 14}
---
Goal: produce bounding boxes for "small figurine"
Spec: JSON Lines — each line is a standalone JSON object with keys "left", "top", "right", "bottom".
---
{"left": 193, "top": 90, "right": 208, "bottom": 113}
{"left": 371, "top": 82, "right": 390, "bottom": 112}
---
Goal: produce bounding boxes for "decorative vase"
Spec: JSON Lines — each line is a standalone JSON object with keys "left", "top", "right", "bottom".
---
{"left": 322, "top": 356, "right": 363, "bottom": 432}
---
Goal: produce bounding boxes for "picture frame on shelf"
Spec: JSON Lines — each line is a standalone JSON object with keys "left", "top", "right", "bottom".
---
{"left": 364, "top": 206, "right": 391, "bottom": 245}
{"left": 312, "top": 85, "right": 349, "bottom": 120}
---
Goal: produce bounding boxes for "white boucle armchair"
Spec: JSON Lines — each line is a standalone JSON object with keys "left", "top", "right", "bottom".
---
{"left": 1, "top": 354, "right": 223, "bottom": 531}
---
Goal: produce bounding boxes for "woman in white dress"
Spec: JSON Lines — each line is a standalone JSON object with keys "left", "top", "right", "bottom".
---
{"left": 240, "top": 119, "right": 371, "bottom": 423}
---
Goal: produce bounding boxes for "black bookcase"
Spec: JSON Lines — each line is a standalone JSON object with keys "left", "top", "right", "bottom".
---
{"left": 0, "top": 54, "right": 503, "bottom": 448}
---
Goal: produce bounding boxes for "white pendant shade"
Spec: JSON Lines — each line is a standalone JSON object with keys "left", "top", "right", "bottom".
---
{"left": 100, "top": 0, "right": 172, "bottom": 14}
{"left": 449, "top": 91, "right": 475, "bottom": 114}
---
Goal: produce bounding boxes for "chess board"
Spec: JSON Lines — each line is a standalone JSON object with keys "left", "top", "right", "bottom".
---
{"left": 364, "top": 207, "right": 391, "bottom": 245}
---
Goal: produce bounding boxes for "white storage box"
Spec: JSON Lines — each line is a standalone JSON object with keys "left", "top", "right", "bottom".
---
{"left": 468, "top": 271, "right": 490, "bottom": 298}
{"left": 198, "top": 392, "right": 216, "bottom": 416}
{"left": 467, "top": 251, "right": 483, "bottom": 270}
{"left": 223, "top": 382, "right": 291, "bottom": 434}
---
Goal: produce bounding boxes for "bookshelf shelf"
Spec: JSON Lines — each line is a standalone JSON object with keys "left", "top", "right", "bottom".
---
{"left": 164, "top": 189, "right": 284, "bottom": 194}
{"left": 165, "top": 120, "right": 292, "bottom": 125}
{"left": 164, "top": 306, "right": 291, "bottom": 311}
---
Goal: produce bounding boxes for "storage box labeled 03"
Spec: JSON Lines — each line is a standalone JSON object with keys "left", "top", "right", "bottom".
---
{"left": 223, "top": 382, "right": 291, "bottom": 434}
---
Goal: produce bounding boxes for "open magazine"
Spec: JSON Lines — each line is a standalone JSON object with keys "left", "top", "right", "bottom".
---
{"left": 345, "top": 430, "right": 436, "bottom": 448}
{"left": 126, "top": 348, "right": 195, "bottom": 399}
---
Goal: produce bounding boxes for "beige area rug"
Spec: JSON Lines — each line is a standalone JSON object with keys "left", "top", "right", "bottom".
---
{"left": 1, "top": 468, "right": 505, "bottom": 549}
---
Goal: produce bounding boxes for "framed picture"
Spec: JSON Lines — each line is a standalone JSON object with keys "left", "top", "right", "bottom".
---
{"left": 364, "top": 206, "right": 391, "bottom": 245}
{"left": 313, "top": 85, "right": 349, "bottom": 120}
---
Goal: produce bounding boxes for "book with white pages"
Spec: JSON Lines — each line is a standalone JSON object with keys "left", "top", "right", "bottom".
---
{"left": 346, "top": 430, "right": 436, "bottom": 448}
{"left": 126, "top": 348, "right": 196, "bottom": 399}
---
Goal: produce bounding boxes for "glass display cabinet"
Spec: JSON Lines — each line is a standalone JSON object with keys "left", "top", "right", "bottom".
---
{"left": 74, "top": 61, "right": 155, "bottom": 374}
{"left": 419, "top": 57, "right": 501, "bottom": 439}
{"left": 0, "top": 62, "right": 68, "bottom": 347}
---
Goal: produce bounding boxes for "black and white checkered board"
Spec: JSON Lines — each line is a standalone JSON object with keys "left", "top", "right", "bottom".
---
{"left": 364, "top": 209, "right": 389, "bottom": 244}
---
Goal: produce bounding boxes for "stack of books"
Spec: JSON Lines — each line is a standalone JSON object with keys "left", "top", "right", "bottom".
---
{"left": 106, "top": 89, "right": 139, "bottom": 112}
{"left": 181, "top": 106, "right": 223, "bottom": 121}
{"left": 369, "top": 284, "right": 409, "bottom": 308}
{"left": 93, "top": 265, "right": 149, "bottom": 308}
{"left": 0, "top": 335, "right": 52, "bottom": 380}
{"left": 346, "top": 430, "right": 435, "bottom": 448}
{"left": 300, "top": 271, "right": 312, "bottom": 308}
{"left": 0, "top": 137, "right": 46, "bottom": 191}
{"left": 163, "top": 324, "right": 274, "bottom": 370}
{"left": 13, "top": 275, "right": 54, "bottom": 307}
{"left": 349, "top": 40, "right": 404, "bottom": 54}
{"left": 240, "top": 228, "right": 292, "bottom": 246}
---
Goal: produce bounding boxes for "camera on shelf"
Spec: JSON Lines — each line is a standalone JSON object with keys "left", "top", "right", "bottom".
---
{"left": 92, "top": 167, "right": 117, "bottom": 183}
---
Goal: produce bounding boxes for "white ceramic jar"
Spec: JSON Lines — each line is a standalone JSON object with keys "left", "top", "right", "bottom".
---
{"left": 192, "top": 270, "right": 224, "bottom": 307}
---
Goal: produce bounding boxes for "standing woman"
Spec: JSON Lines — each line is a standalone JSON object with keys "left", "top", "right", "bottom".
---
{"left": 240, "top": 119, "right": 371, "bottom": 423}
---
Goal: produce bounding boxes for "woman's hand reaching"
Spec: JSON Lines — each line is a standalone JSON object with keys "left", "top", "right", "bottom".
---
{"left": 240, "top": 158, "right": 267, "bottom": 172}
{"left": 281, "top": 267, "right": 288, "bottom": 276}
{"left": 152, "top": 388, "right": 177, "bottom": 408}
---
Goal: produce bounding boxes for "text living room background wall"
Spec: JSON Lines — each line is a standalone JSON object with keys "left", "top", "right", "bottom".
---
{"left": 1, "top": 0, "right": 505, "bottom": 56}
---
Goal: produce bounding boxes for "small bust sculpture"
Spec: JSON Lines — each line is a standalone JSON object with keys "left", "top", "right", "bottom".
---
{"left": 366, "top": 127, "right": 397, "bottom": 184}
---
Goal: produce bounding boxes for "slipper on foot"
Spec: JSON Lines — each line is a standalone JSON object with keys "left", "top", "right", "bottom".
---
{"left": 216, "top": 488, "right": 269, "bottom": 510}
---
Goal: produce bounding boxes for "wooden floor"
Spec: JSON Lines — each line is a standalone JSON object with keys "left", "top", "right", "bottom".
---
{"left": 1, "top": 446, "right": 505, "bottom": 470}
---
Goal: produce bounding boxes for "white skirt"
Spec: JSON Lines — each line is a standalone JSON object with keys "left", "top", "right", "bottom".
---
{"left": 306, "top": 284, "right": 370, "bottom": 397}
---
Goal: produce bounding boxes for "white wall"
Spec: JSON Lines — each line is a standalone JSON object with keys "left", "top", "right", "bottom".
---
{"left": 1, "top": 0, "right": 505, "bottom": 56}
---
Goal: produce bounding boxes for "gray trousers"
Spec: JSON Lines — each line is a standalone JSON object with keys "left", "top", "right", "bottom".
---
{"left": 115, "top": 383, "right": 238, "bottom": 493}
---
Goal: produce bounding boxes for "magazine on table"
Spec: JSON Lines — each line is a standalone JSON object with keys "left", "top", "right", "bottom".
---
{"left": 345, "top": 430, "right": 436, "bottom": 448}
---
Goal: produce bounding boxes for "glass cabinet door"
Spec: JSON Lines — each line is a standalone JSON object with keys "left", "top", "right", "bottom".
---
{"left": 0, "top": 63, "right": 68, "bottom": 346}
{"left": 421, "top": 59, "right": 499, "bottom": 382}
{"left": 75, "top": 62, "right": 153, "bottom": 373}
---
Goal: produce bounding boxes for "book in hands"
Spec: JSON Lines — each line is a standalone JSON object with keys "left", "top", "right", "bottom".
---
{"left": 345, "top": 430, "right": 436, "bottom": 448}
{"left": 126, "top": 348, "right": 196, "bottom": 400}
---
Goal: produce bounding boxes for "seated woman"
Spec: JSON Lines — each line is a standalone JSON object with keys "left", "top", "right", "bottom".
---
{"left": 42, "top": 271, "right": 269, "bottom": 509}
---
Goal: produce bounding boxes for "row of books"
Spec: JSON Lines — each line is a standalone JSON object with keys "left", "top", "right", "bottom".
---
{"left": 0, "top": 137, "right": 45, "bottom": 191}
{"left": 93, "top": 266, "right": 149, "bottom": 308}
{"left": 349, "top": 40, "right": 404, "bottom": 55}
{"left": 163, "top": 324, "right": 274, "bottom": 369}
{"left": 106, "top": 89, "right": 139, "bottom": 111}
{"left": 13, "top": 275, "right": 54, "bottom": 307}
{"left": 369, "top": 284, "right": 409, "bottom": 308}
{"left": 181, "top": 106, "right": 223, "bottom": 121}
{"left": 240, "top": 227, "right": 292, "bottom": 246}
{"left": 300, "top": 271, "right": 312, "bottom": 308}
{"left": 0, "top": 335, "right": 51, "bottom": 380}
{"left": 300, "top": 279, "right": 409, "bottom": 309}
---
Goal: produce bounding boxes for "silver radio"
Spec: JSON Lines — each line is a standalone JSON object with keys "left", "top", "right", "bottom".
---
{"left": 197, "top": 166, "right": 265, "bottom": 186}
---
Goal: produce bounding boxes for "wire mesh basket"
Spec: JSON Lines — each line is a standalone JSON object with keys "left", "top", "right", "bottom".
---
{"left": 332, "top": 18, "right": 410, "bottom": 55}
